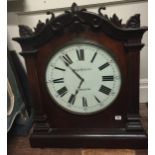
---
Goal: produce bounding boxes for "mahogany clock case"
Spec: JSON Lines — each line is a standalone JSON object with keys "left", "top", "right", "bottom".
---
{"left": 13, "top": 3, "right": 148, "bottom": 148}
{"left": 37, "top": 32, "right": 127, "bottom": 129}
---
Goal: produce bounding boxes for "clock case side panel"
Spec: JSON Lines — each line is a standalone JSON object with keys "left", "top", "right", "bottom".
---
{"left": 124, "top": 40, "right": 146, "bottom": 132}
{"left": 12, "top": 3, "right": 147, "bottom": 148}
{"left": 22, "top": 52, "right": 48, "bottom": 117}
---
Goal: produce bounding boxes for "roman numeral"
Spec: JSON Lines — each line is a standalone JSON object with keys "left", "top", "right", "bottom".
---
{"left": 68, "top": 94, "right": 76, "bottom": 104}
{"left": 54, "top": 67, "right": 66, "bottom": 71}
{"left": 102, "top": 76, "right": 114, "bottom": 81}
{"left": 94, "top": 96, "right": 101, "bottom": 103}
{"left": 91, "top": 52, "right": 97, "bottom": 63}
{"left": 99, "top": 85, "right": 111, "bottom": 95}
{"left": 76, "top": 49, "right": 84, "bottom": 61}
{"left": 62, "top": 54, "right": 73, "bottom": 65}
{"left": 57, "top": 86, "right": 68, "bottom": 97}
{"left": 82, "top": 97, "right": 88, "bottom": 107}
{"left": 98, "top": 62, "right": 110, "bottom": 70}
{"left": 53, "top": 78, "right": 64, "bottom": 83}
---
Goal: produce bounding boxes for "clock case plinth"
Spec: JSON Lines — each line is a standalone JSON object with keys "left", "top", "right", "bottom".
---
{"left": 29, "top": 114, "right": 147, "bottom": 148}
{"left": 13, "top": 3, "right": 148, "bottom": 148}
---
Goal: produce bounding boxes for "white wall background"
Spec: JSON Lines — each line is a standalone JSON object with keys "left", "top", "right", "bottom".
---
{"left": 7, "top": 0, "right": 148, "bottom": 103}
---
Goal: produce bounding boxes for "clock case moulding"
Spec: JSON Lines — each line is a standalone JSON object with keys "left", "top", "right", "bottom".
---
{"left": 13, "top": 3, "right": 148, "bottom": 148}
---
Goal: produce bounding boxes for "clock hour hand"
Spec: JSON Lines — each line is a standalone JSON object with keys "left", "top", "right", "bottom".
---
{"left": 69, "top": 79, "right": 84, "bottom": 105}
{"left": 74, "top": 78, "right": 84, "bottom": 96}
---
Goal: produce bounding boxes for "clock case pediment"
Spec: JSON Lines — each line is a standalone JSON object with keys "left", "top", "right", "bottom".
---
{"left": 13, "top": 3, "right": 147, "bottom": 148}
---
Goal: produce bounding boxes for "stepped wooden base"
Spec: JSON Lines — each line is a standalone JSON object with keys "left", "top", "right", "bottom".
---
{"left": 30, "top": 128, "right": 147, "bottom": 149}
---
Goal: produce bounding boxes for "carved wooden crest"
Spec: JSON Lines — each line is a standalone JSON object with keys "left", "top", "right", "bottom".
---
{"left": 13, "top": 3, "right": 147, "bottom": 49}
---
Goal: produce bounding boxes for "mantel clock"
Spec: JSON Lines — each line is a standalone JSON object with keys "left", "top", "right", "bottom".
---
{"left": 13, "top": 3, "right": 148, "bottom": 148}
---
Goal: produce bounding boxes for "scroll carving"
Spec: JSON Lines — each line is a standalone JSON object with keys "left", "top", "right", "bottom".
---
{"left": 17, "top": 3, "right": 142, "bottom": 39}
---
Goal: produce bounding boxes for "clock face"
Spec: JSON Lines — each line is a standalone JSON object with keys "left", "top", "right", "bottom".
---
{"left": 45, "top": 41, "right": 121, "bottom": 115}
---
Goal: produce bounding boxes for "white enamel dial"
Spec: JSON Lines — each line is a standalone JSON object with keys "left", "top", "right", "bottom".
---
{"left": 45, "top": 41, "right": 121, "bottom": 115}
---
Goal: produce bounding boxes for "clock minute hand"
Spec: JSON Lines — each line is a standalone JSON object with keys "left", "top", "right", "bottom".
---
{"left": 70, "top": 67, "right": 84, "bottom": 81}
{"left": 62, "top": 58, "right": 84, "bottom": 81}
